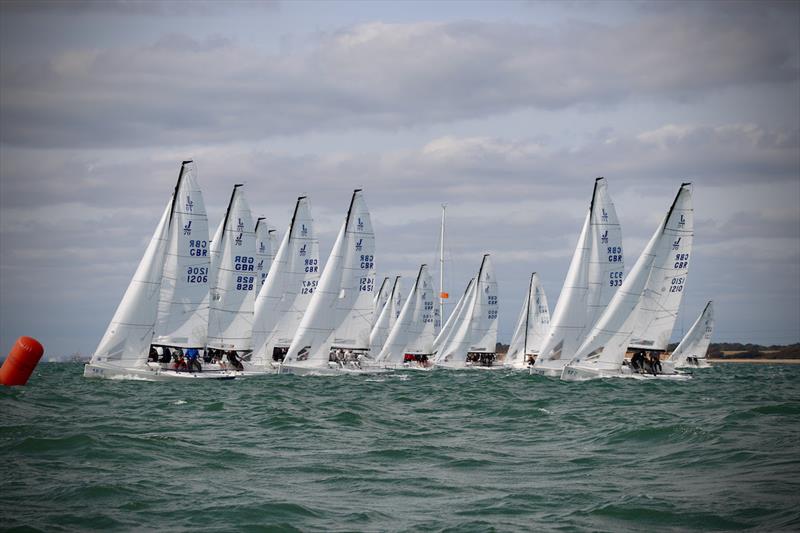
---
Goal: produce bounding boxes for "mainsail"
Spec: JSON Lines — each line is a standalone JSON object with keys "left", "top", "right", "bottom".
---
{"left": 153, "top": 161, "right": 211, "bottom": 348}
{"left": 284, "top": 190, "right": 376, "bottom": 369}
{"left": 628, "top": 191, "right": 694, "bottom": 351}
{"left": 377, "top": 264, "right": 435, "bottom": 364}
{"left": 505, "top": 272, "right": 550, "bottom": 368}
{"left": 250, "top": 196, "right": 320, "bottom": 367}
{"left": 668, "top": 301, "right": 714, "bottom": 367}
{"left": 567, "top": 183, "right": 694, "bottom": 374}
{"left": 207, "top": 185, "right": 257, "bottom": 351}
{"left": 91, "top": 200, "right": 171, "bottom": 366}
{"left": 534, "top": 177, "right": 623, "bottom": 373}
{"left": 435, "top": 254, "right": 498, "bottom": 367}
{"left": 368, "top": 276, "right": 402, "bottom": 355}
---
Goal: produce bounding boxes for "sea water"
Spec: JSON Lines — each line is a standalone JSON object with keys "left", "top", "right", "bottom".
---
{"left": 1, "top": 363, "right": 799, "bottom": 531}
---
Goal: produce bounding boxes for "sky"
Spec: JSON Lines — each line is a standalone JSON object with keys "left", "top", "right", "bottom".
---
{"left": 1, "top": 0, "right": 798, "bottom": 358}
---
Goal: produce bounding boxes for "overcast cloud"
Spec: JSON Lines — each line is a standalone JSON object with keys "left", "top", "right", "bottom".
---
{"left": 1, "top": 0, "right": 798, "bottom": 356}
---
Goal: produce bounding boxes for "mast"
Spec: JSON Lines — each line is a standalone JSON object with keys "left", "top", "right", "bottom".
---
{"left": 524, "top": 272, "right": 534, "bottom": 356}
{"left": 439, "top": 204, "right": 447, "bottom": 327}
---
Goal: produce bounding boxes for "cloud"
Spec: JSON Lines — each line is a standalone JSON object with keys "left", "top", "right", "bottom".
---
{"left": 1, "top": 120, "right": 798, "bottom": 352}
{"left": 1, "top": 5, "right": 797, "bottom": 148}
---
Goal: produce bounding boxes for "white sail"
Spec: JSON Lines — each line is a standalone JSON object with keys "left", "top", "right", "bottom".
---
{"left": 284, "top": 190, "right": 376, "bottom": 369}
{"left": 250, "top": 196, "right": 320, "bottom": 367}
{"left": 669, "top": 301, "right": 714, "bottom": 368}
{"left": 368, "top": 276, "right": 402, "bottom": 355}
{"left": 372, "top": 277, "right": 391, "bottom": 328}
{"left": 432, "top": 277, "right": 474, "bottom": 354}
{"left": 254, "top": 218, "right": 277, "bottom": 295}
{"left": 505, "top": 272, "right": 551, "bottom": 369}
{"left": 153, "top": 161, "right": 211, "bottom": 348}
{"left": 207, "top": 185, "right": 257, "bottom": 351}
{"left": 91, "top": 200, "right": 171, "bottom": 366}
{"left": 628, "top": 193, "right": 694, "bottom": 351}
{"left": 435, "top": 254, "right": 498, "bottom": 367}
{"left": 534, "top": 177, "right": 623, "bottom": 374}
{"left": 377, "top": 265, "right": 435, "bottom": 364}
{"left": 565, "top": 183, "right": 694, "bottom": 377}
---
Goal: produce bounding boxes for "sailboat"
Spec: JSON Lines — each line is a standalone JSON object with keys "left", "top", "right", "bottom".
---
{"left": 504, "top": 273, "right": 550, "bottom": 369}
{"left": 532, "top": 177, "right": 624, "bottom": 377}
{"left": 368, "top": 276, "right": 402, "bottom": 356}
{"left": 250, "top": 196, "right": 320, "bottom": 369}
{"left": 562, "top": 183, "right": 694, "bottom": 381}
{"left": 281, "top": 190, "right": 381, "bottom": 375}
{"left": 664, "top": 301, "right": 714, "bottom": 370}
{"left": 206, "top": 185, "right": 257, "bottom": 360}
{"left": 254, "top": 218, "right": 278, "bottom": 295}
{"left": 376, "top": 264, "right": 436, "bottom": 369}
{"left": 433, "top": 278, "right": 473, "bottom": 354}
{"left": 85, "top": 161, "right": 237, "bottom": 380}
{"left": 434, "top": 254, "right": 499, "bottom": 369}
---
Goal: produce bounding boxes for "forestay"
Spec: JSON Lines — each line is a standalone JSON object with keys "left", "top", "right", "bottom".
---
{"left": 153, "top": 161, "right": 211, "bottom": 348}
{"left": 207, "top": 185, "right": 257, "bottom": 351}
{"left": 250, "top": 197, "right": 320, "bottom": 367}
{"left": 505, "top": 272, "right": 550, "bottom": 369}
{"left": 534, "top": 177, "right": 623, "bottom": 373}
{"left": 377, "top": 265, "right": 436, "bottom": 364}
{"left": 567, "top": 183, "right": 693, "bottom": 374}
{"left": 284, "top": 190, "right": 376, "bottom": 369}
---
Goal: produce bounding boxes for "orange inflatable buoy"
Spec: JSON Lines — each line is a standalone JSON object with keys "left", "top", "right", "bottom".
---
{"left": 0, "top": 336, "right": 45, "bottom": 386}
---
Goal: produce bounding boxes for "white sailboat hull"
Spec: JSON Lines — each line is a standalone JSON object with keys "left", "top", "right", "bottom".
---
{"left": 83, "top": 362, "right": 244, "bottom": 381}
{"left": 561, "top": 363, "right": 691, "bottom": 381}
{"left": 530, "top": 361, "right": 567, "bottom": 377}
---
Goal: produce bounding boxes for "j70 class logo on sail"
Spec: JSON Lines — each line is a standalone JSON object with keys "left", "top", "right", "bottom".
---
{"left": 678, "top": 214, "right": 686, "bottom": 228}
{"left": 357, "top": 217, "right": 364, "bottom": 231}
{"left": 183, "top": 220, "right": 192, "bottom": 236}
{"left": 259, "top": 242, "right": 266, "bottom": 253}
{"left": 185, "top": 195, "right": 193, "bottom": 212}
{"left": 237, "top": 218, "right": 245, "bottom": 232}
{"left": 355, "top": 239, "right": 363, "bottom": 251}
{"left": 300, "top": 224, "right": 308, "bottom": 237}
{"left": 601, "top": 208, "right": 608, "bottom": 222}
{"left": 235, "top": 232, "right": 243, "bottom": 246}
{"left": 299, "top": 244, "right": 307, "bottom": 256}
{"left": 601, "top": 230, "right": 608, "bottom": 244}
{"left": 673, "top": 237, "right": 682, "bottom": 250}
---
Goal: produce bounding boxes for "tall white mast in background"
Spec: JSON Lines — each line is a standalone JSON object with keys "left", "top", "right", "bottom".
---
{"left": 439, "top": 204, "right": 447, "bottom": 328}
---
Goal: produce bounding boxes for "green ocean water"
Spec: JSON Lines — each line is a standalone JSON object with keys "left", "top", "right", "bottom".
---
{"left": 1, "top": 363, "right": 799, "bottom": 532}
